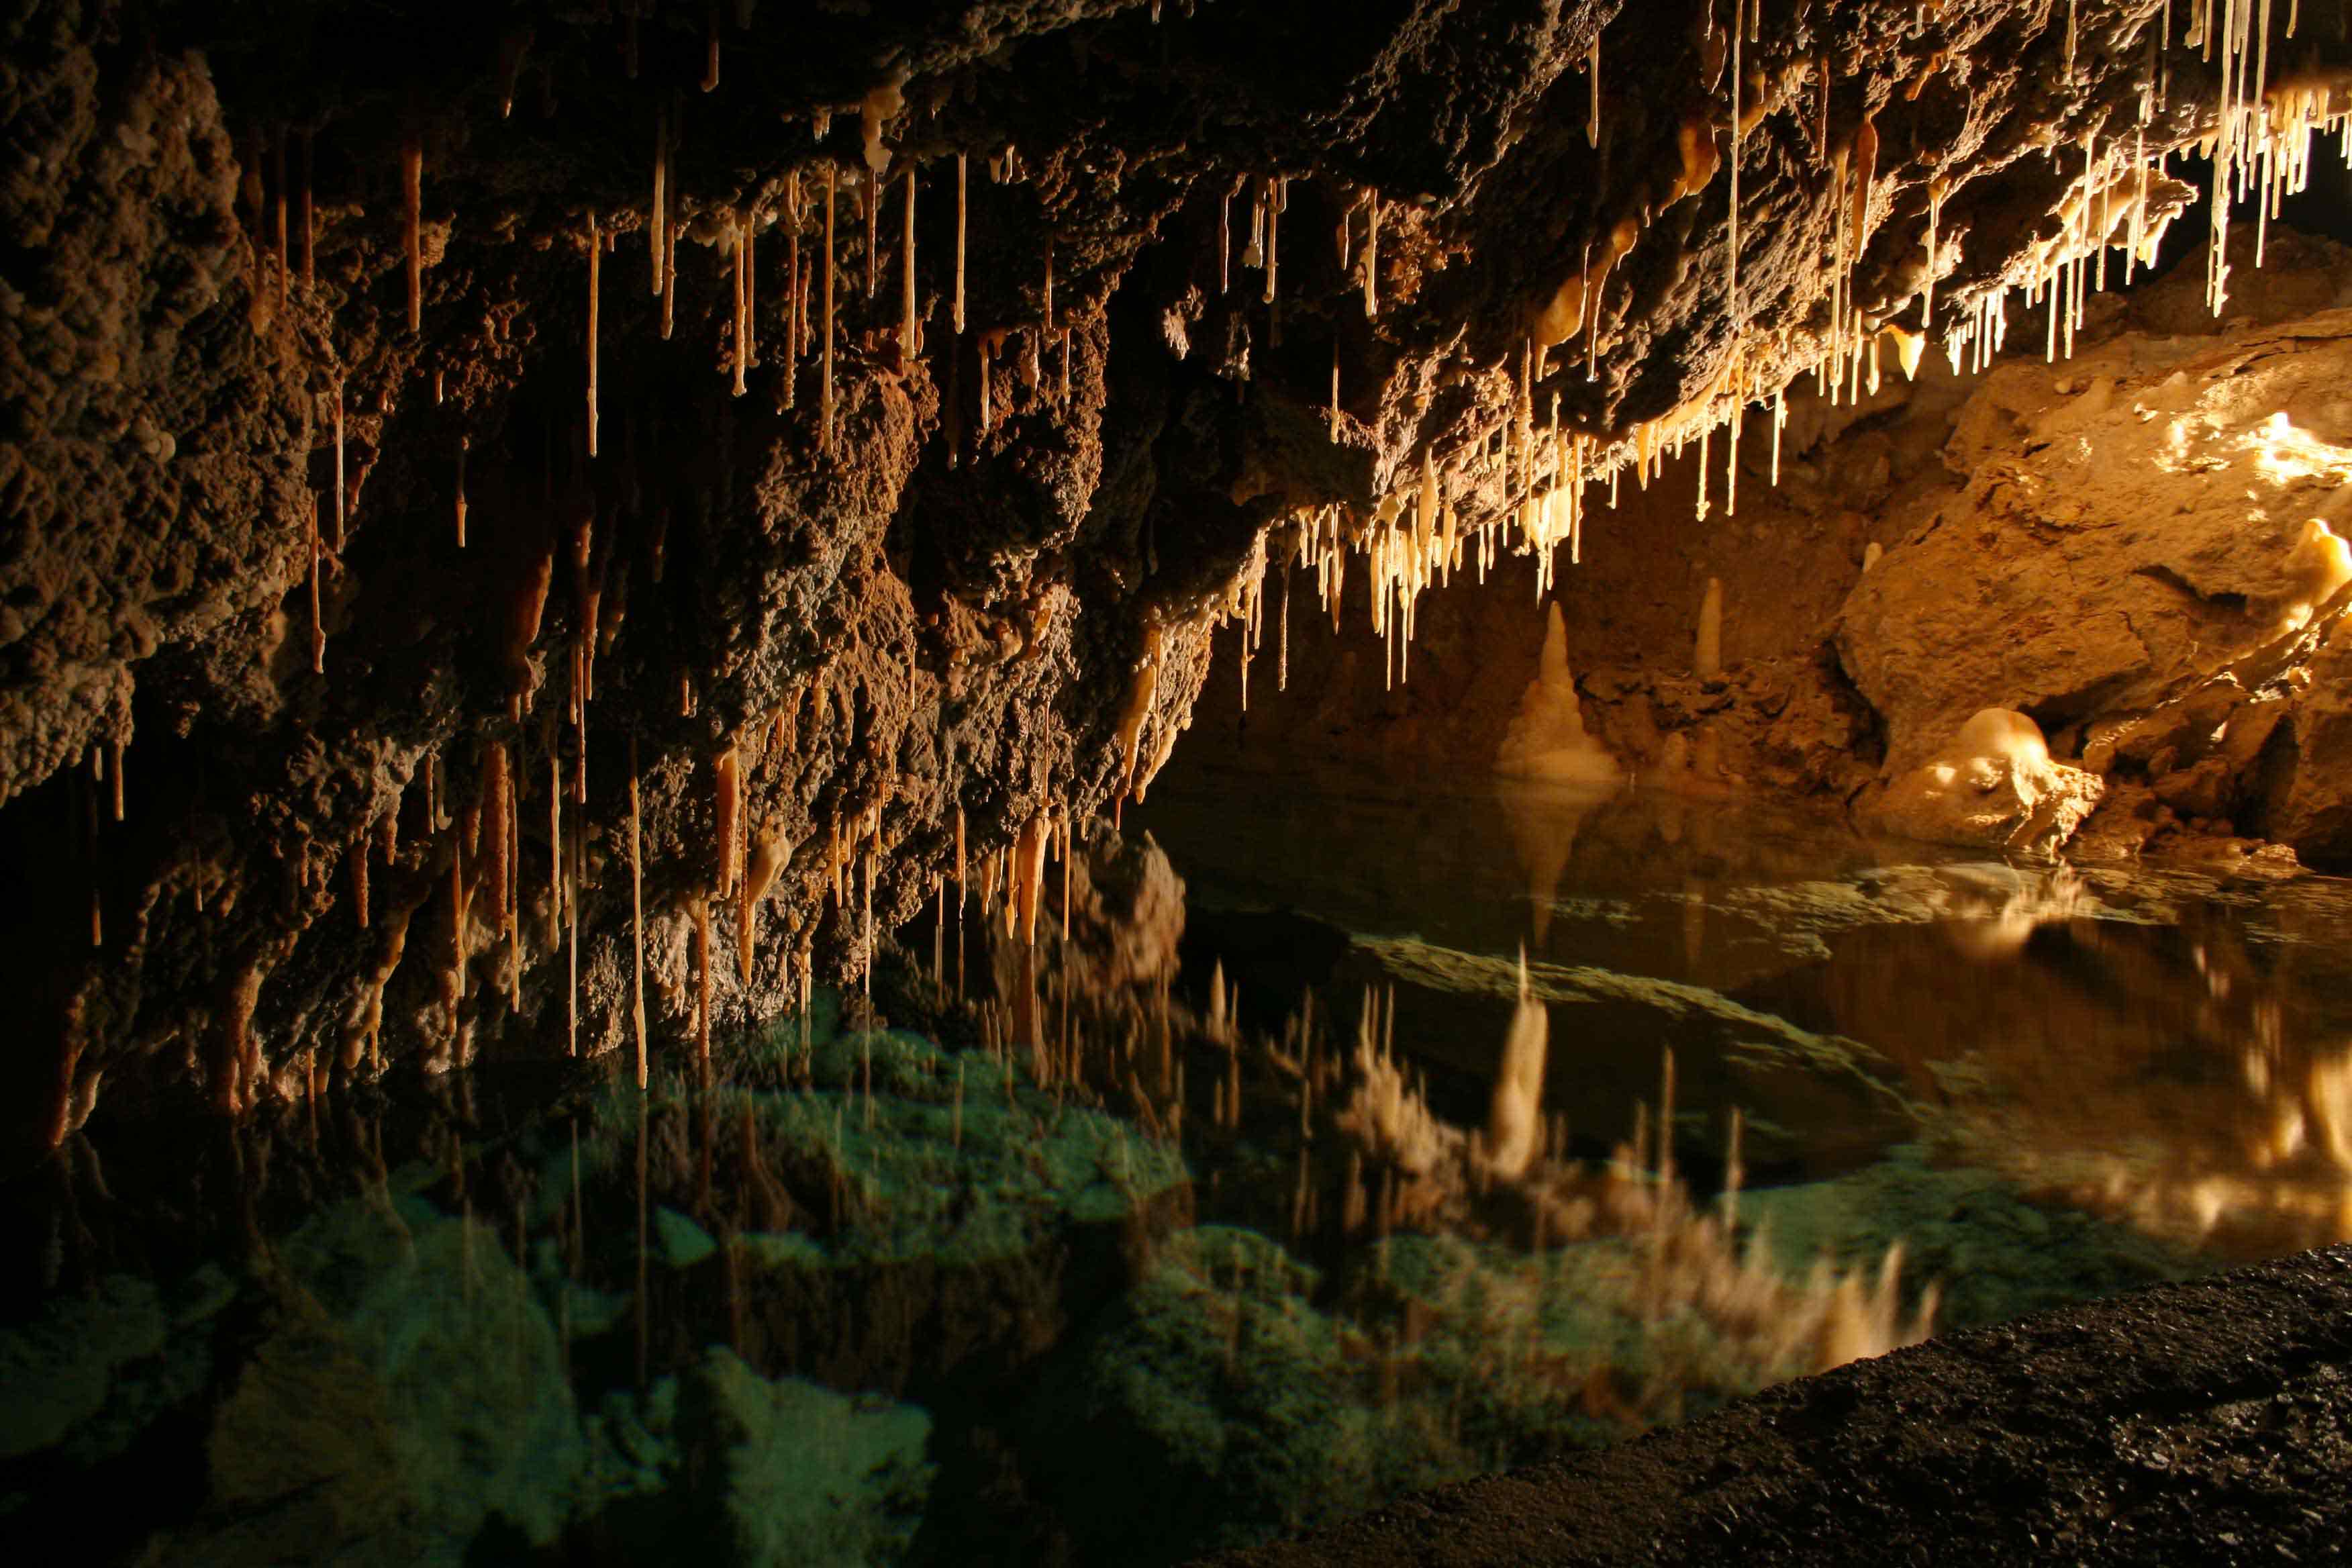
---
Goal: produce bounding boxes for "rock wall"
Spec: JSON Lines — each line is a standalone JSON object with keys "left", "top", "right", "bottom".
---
{"left": 1179, "top": 227, "right": 2352, "bottom": 871}
{"left": 3, "top": 0, "right": 2343, "bottom": 1145}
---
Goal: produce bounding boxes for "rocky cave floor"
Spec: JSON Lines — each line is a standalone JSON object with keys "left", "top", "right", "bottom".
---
{"left": 1206, "top": 1244, "right": 2352, "bottom": 1567}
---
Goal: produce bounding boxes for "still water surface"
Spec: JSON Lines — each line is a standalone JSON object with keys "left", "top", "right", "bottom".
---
{"left": 6, "top": 779, "right": 2346, "bottom": 1565}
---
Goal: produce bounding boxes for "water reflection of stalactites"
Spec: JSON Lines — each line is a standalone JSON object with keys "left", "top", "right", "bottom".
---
{"left": 1491, "top": 779, "right": 1615, "bottom": 944}
{"left": 1330, "top": 994, "right": 1936, "bottom": 1419}
{"left": 1822, "top": 872, "right": 2352, "bottom": 1259}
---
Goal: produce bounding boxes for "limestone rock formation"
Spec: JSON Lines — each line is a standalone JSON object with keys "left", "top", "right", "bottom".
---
{"left": 1864, "top": 707, "right": 2104, "bottom": 854}
{"left": 1841, "top": 306, "right": 2352, "bottom": 859}
{"left": 1493, "top": 603, "right": 1619, "bottom": 785}
{"left": 4, "top": 0, "right": 2347, "bottom": 1141}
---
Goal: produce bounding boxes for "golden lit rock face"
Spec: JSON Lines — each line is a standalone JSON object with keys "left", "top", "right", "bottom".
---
{"left": 3, "top": 0, "right": 2350, "bottom": 1135}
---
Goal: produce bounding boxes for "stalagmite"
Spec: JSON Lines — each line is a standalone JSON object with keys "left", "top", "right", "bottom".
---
{"left": 402, "top": 138, "right": 422, "bottom": 334}
{"left": 1695, "top": 577, "right": 1723, "bottom": 679}
{"left": 630, "top": 738, "right": 646, "bottom": 1088}
{"left": 822, "top": 164, "right": 836, "bottom": 452}
{"left": 587, "top": 211, "right": 601, "bottom": 454}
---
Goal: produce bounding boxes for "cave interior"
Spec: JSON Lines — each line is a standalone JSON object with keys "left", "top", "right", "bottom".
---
{"left": 9, "top": 0, "right": 2352, "bottom": 1563}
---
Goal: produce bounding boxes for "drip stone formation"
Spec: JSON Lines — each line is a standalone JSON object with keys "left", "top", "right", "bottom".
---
{"left": 10, "top": 4, "right": 2352, "bottom": 1565}
{"left": 0, "top": 0, "right": 2347, "bottom": 1311}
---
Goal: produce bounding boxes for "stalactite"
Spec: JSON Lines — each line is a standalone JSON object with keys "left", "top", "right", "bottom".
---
{"left": 216, "top": 965, "right": 264, "bottom": 1114}
{"left": 482, "top": 743, "right": 510, "bottom": 943}
{"left": 1219, "top": 187, "right": 1232, "bottom": 295}
{"left": 1362, "top": 192, "right": 1379, "bottom": 317}
{"left": 1851, "top": 113, "right": 1879, "bottom": 256}
{"left": 547, "top": 750, "right": 561, "bottom": 950}
{"left": 733, "top": 209, "right": 750, "bottom": 398}
{"left": 401, "top": 138, "right": 423, "bottom": 335}
{"left": 630, "top": 737, "right": 647, "bottom": 1088}
{"left": 1279, "top": 562, "right": 1298, "bottom": 691}
{"left": 952, "top": 151, "right": 969, "bottom": 336}
{"left": 822, "top": 163, "right": 836, "bottom": 452}
{"left": 784, "top": 179, "right": 801, "bottom": 409}
{"left": 740, "top": 824, "right": 783, "bottom": 984}
{"left": 650, "top": 109, "right": 667, "bottom": 296}
{"left": 448, "top": 828, "right": 469, "bottom": 1045}
{"left": 901, "top": 166, "right": 918, "bottom": 370}
{"left": 333, "top": 385, "right": 346, "bottom": 550}
{"left": 1115, "top": 624, "right": 1165, "bottom": 799}
{"left": 702, "top": 7, "right": 720, "bottom": 91}
{"left": 1261, "top": 179, "right": 1279, "bottom": 307}
{"left": 695, "top": 895, "right": 712, "bottom": 1067}
{"left": 505, "top": 750, "right": 521, "bottom": 1011}
{"left": 587, "top": 211, "right": 601, "bottom": 454}
{"left": 714, "top": 746, "right": 740, "bottom": 897}
{"left": 298, "top": 126, "right": 313, "bottom": 286}
{"left": 308, "top": 492, "right": 324, "bottom": 674}
{"left": 663, "top": 217, "right": 679, "bottom": 342}
{"left": 864, "top": 167, "right": 878, "bottom": 301}
{"left": 497, "top": 25, "right": 532, "bottom": 117}
{"left": 1587, "top": 38, "right": 1602, "bottom": 148}
{"left": 272, "top": 126, "right": 287, "bottom": 313}
{"left": 1014, "top": 815, "right": 1050, "bottom": 948}
{"left": 503, "top": 540, "right": 553, "bottom": 713}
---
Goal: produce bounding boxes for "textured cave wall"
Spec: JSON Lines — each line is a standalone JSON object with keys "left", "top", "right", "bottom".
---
{"left": 1, "top": 0, "right": 2334, "bottom": 1146}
